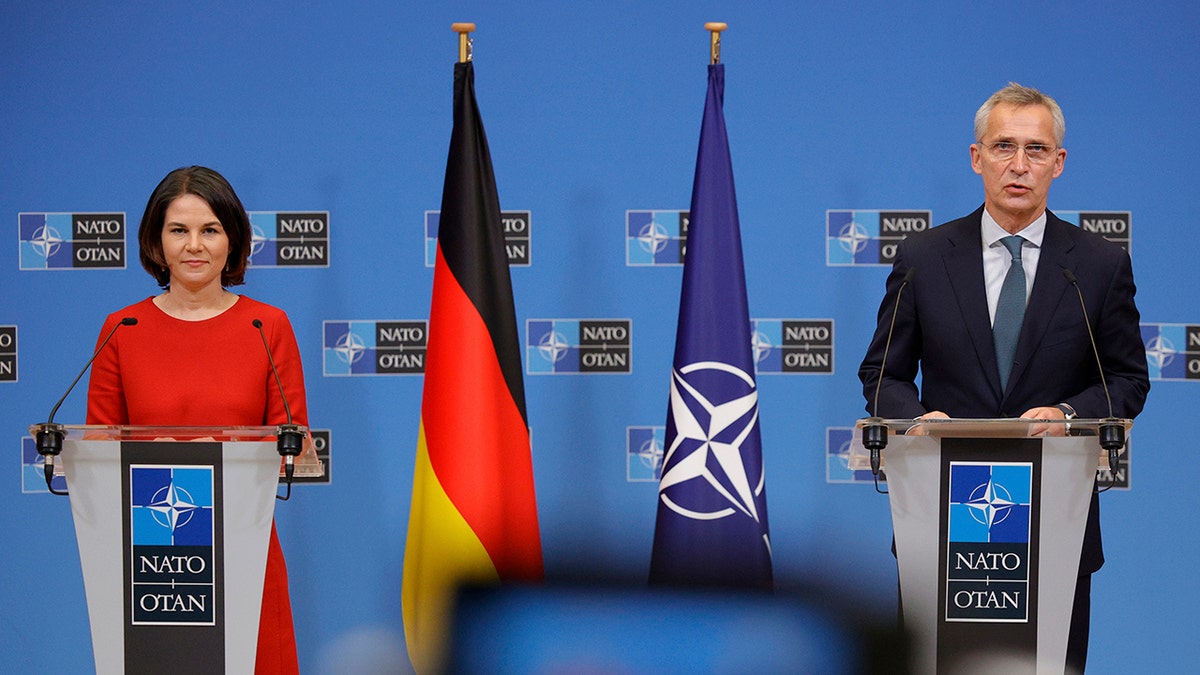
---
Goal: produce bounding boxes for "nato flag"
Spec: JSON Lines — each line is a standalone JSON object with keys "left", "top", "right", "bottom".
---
{"left": 649, "top": 63, "right": 773, "bottom": 589}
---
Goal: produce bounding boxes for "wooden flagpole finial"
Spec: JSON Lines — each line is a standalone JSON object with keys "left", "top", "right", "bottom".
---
{"left": 705, "top": 22, "right": 727, "bottom": 65}
{"left": 452, "top": 22, "right": 476, "bottom": 62}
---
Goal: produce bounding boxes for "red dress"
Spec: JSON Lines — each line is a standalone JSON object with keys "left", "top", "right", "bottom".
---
{"left": 87, "top": 295, "right": 306, "bottom": 674}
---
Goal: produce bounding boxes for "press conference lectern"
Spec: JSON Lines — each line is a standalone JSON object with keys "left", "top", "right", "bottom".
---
{"left": 33, "top": 424, "right": 322, "bottom": 675}
{"left": 849, "top": 417, "right": 1130, "bottom": 674}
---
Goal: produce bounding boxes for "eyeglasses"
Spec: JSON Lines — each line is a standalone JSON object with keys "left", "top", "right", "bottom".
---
{"left": 978, "top": 141, "right": 1059, "bottom": 164}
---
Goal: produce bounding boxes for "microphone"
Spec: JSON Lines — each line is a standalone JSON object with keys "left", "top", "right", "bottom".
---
{"left": 864, "top": 266, "right": 917, "bottom": 484}
{"left": 35, "top": 316, "right": 138, "bottom": 495}
{"left": 1061, "top": 268, "right": 1125, "bottom": 481}
{"left": 252, "top": 319, "right": 304, "bottom": 500}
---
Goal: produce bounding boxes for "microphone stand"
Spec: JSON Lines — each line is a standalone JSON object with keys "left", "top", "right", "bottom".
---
{"left": 864, "top": 267, "right": 917, "bottom": 495}
{"left": 253, "top": 319, "right": 304, "bottom": 501}
{"left": 1061, "top": 268, "right": 1126, "bottom": 490}
{"left": 34, "top": 317, "right": 137, "bottom": 495}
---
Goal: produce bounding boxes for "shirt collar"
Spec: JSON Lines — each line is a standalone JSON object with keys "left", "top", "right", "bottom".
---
{"left": 982, "top": 208, "right": 1047, "bottom": 248}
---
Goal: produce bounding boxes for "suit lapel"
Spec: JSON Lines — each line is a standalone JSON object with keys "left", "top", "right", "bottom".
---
{"left": 1006, "top": 212, "right": 1077, "bottom": 393}
{"left": 939, "top": 210, "right": 1004, "bottom": 396}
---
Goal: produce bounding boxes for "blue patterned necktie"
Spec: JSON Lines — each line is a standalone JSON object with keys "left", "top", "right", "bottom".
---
{"left": 993, "top": 235, "right": 1026, "bottom": 390}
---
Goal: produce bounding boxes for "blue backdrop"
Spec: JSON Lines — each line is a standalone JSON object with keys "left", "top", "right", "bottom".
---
{"left": 3, "top": 1, "right": 1197, "bottom": 672}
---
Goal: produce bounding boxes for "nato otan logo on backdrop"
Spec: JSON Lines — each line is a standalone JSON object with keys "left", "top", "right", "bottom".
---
{"left": 826, "top": 210, "right": 931, "bottom": 266}
{"left": 627, "top": 426, "right": 665, "bottom": 482}
{"left": 1141, "top": 323, "right": 1200, "bottom": 381}
{"left": 825, "top": 427, "right": 876, "bottom": 484}
{"left": 21, "top": 436, "right": 67, "bottom": 493}
{"left": 323, "top": 320, "right": 427, "bottom": 376}
{"left": 1057, "top": 211, "right": 1131, "bottom": 251}
{"left": 626, "top": 210, "right": 688, "bottom": 266}
{"left": 289, "top": 429, "right": 331, "bottom": 485}
{"left": 425, "top": 210, "right": 531, "bottom": 266}
{"left": 526, "top": 319, "right": 632, "bottom": 374}
{"left": 247, "top": 212, "right": 329, "bottom": 267}
{"left": 946, "top": 462, "right": 1032, "bottom": 622}
{"left": 752, "top": 319, "right": 835, "bottom": 374}
{"left": 19, "top": 212, "right": 126, "bottom": 269}
{"left": 130, "top": 465, "right": 215, "bottom": 625}
{"left": 0, "top": 325, "right": 15, "bottom": 382}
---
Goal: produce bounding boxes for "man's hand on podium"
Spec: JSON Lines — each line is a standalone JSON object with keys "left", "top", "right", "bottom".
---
{"left": 905, "top": 410, "right": 950, "bottom": 436}
{"left": 1023, "top": 406, "right": 1069, "bottom": 437}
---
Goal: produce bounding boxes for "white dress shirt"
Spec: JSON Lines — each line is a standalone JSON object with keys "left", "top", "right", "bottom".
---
{"left": 982, "top": 209, "right": 1046, "bottom": 326}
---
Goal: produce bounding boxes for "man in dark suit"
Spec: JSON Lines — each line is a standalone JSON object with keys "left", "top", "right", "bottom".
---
{"left": 858, "top": 83, "right": 1150, "bottom": 672}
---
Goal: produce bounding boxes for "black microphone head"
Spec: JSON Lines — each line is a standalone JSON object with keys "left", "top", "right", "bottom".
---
{"left": 902, "top": 267, "right": 917, "bottom": 284}
{"left": 252, "top": 319, "right": 263, "bottom": 329}
{"left": 1062, "top": 267, "right": 1078, "bottom": 285}
{"left": 121, "top": 317, "right": 138, "bottom": 326}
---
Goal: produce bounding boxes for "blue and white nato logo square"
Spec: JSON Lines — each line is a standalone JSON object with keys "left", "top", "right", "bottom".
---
{"left": 526, "top": 319, "right": 633, "bottom": 374}
{"left": 0, "top": 325, "right": 15, "bottom": 382}
{"left": 1058, "top": 211, "right": 1131, "bottom": 251}
{"left": 946, "top": 461, "right": 1032, "bottom": 622}
{"left": 248, "top": 212, "right": 330, "bottom": 267}
{"left": 826, "top": 210, "right": 930, "bottom": 266}
{"left": 21, "top": 436, "right": 66, "bottom": 494}
{"left": 1141, "top": 323, "right": 1199, "bottom": 381}
{"left": 323, "top": 320, "right": 427, "bottom": 376}
{"left": 627, "top": 426, "right": 665, "bottom": 482}
{"left": 19, "top": 212, "right": 127, "bottom": 269}
{"left": 626, "top": 210, "right": 688, "bottom": 266}
{"left": 130, "top": 465, "right": 215, "bottom": 625}
{"left": 753, "top": 319, "right": 835, "bottom": 374}
{"left": 826, "top": 427, "right": 874, "bottom": 484}
{"left": 425, "top": 210, "right": 532, "bottom": 267}
{"left": 131, "top": 466, "right": 214, "bottom": 546}
{"left": 948, "top": 462, "right": 1031, "bottom": 544}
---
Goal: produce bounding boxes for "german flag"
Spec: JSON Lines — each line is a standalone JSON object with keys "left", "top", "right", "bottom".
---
{"left": 402, "top": 60, "right": 543, "bottom": 674}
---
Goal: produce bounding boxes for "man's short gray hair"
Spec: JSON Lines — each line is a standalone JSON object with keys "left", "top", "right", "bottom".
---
{"left": 974, "top": 82, "right": 1066, "bottom": 145}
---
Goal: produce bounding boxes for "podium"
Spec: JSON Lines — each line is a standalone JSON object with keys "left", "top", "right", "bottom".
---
{"left": 849, "top": 418, "right": 1130, "bottom": 674}
{"left": 31, "top": 424, "right": 322, "bottom": 675}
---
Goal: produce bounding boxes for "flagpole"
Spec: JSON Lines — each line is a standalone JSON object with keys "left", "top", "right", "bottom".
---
{"left": 704, "top": 22, "right": 727, "bottom": 64}
{"left": 405, "top": 18, "right": 543, "bottom": 674}
{"left": 650, "top": 18, "right": 772, "bottom": 590}
{"left": 452, "top": 22, "right": 475, "bottom": 62}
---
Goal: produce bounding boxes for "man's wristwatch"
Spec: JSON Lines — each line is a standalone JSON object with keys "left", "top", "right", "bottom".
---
{"left": 1056, "top": 403, "right": 1077, "bottom": 433}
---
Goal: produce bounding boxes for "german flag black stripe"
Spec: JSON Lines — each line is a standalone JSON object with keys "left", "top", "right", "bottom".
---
{"left": 435, "top": 61, "right": 527, "bottom": 424}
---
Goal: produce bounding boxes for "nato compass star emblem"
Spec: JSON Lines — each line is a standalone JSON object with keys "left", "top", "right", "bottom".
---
{"left": 537, "top": 330, "right": 570, "bottom": 364}
{"left": 637, "top": 435, "right": 665, "bottom": 477}
{"left": 659, "top": 361, "right": 764, "bottom": 522}
{"left": 334, "top": 331, "right": 367, "bottom": 365}
{"left": 1145, "top": 333, "right": 1176, "bottom": 371}
{"left": 834, "top": 435, "right": 854, "bottom": 471}
{"left": 837, "top": 221, "right": 870, "bottom": 255}
{"left": 751, "top": 330, "right": 773, "bottom": 364}
{"left": 250, "top": 224, "right": 268, "bottom": 257}
{"left": 30, "top": 224, "right": 64, "bottom": 259}
{"left": 637, "top": 220, "right": 671, "bottom": 254}
{"left": 148, "top": 483, "right": 200, "bottom": 532}
{"left": 965, "top": 479, "right": 1016, "bottom": 528}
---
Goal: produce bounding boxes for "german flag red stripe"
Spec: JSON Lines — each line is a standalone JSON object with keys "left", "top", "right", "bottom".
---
{"left": 422, "top": 245, "right": 542, "bottom": 576}
{"left": 402, "top": 60, "right": 542, "bottom": 674}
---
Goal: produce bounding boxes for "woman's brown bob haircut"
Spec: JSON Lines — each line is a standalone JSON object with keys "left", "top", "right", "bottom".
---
{"left": 138, "top": 166, "right": 252, "bottom": 289}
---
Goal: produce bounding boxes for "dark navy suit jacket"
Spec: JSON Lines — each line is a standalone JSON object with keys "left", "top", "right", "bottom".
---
{"left": 859, "top": 206, "right": 1150, "bottom": 572}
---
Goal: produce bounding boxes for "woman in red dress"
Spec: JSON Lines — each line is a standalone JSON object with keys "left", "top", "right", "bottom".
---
{"left": 87, "top": 166, "right": 306, "bottom": 674}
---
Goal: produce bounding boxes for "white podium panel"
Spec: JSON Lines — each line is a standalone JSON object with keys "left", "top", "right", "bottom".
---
{"left": 852, "top": 419, "right": 1124, "bottom": 674}
{"left": 34, "top": 425, "right": 321, "bottom": 675}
